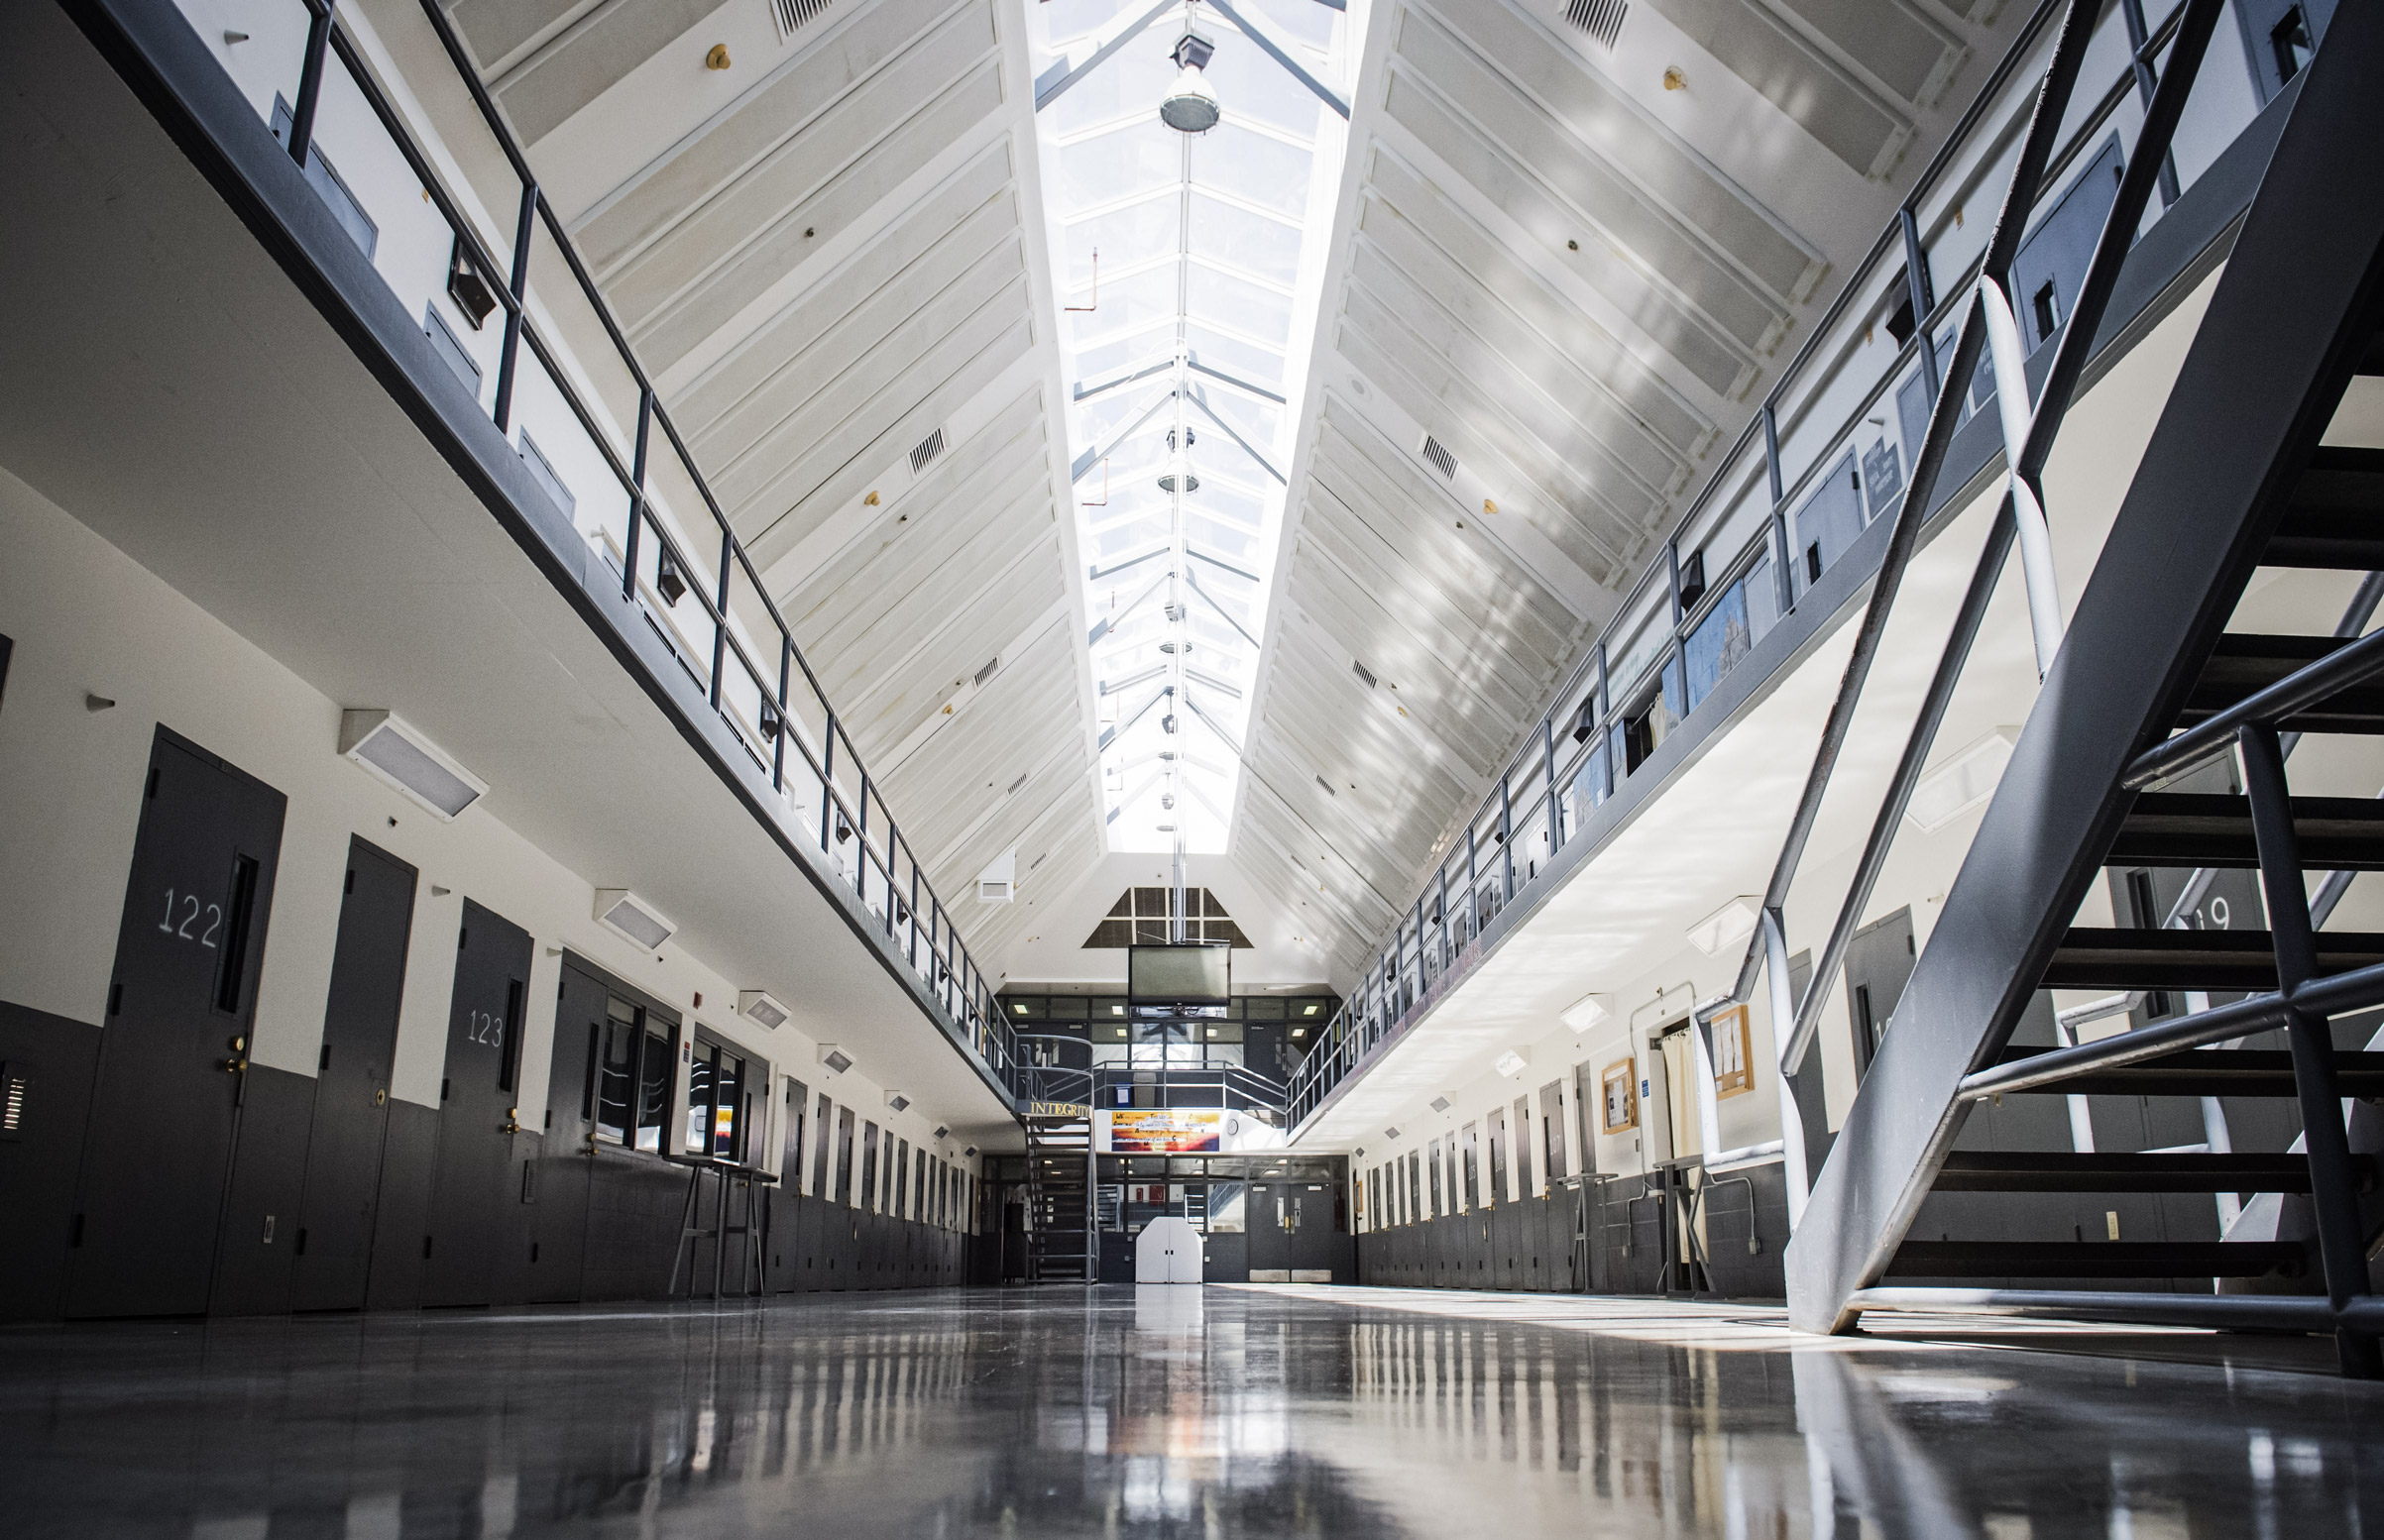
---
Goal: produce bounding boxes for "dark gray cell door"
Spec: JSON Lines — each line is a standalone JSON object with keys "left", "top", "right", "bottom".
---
{"left": 528, "top": 961, "right": 607, "bottom": 1303}
{"left": 1247, "top": 1183, "right": 1290, "bottom": 1275}
{"left": 1290, "top": 1185, "right": 1338, "bottom": 1277}
{"left": 291, "top": 837, "right": 415, "bottom": 1312}
{"left": 69, "top": 728, "right": 285, "bottom": 1318}
{"left": 2011, "top": 137, "right": 2123, "bottom": 355}
{"left": 1843, "top": 907, "right": 1917, "bottom": 1082}
{"left": 420, "top": 899, "right": 530, "bottom": 1307}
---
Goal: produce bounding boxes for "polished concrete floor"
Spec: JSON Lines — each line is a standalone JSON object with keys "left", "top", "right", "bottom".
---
{"left": 2, "top": 1284, "right": 2379, "bottom": 1538}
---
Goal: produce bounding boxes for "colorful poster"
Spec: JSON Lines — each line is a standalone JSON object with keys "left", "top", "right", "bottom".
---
{"left": 1108, "top": 1108, "right": 1224, "bottom": 1154}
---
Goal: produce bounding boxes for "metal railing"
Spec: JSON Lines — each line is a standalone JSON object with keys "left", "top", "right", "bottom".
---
{"left": 217, "top": 0, "right": 1026, "bottom": 1092}
{"left": 1288, "top": 0, "right": 2258, "bottom": 1131}
{"left": 1015, "top": 1050, "right": 1290, "bottom": 1117}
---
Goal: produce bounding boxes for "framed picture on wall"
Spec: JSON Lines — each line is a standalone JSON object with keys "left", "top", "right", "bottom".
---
{"left": 1600, "top": 1057, "right": 1638, "bottom": 1133}
{"left": 1712, "top": 1004, "right": 1755, "bottom": 1097}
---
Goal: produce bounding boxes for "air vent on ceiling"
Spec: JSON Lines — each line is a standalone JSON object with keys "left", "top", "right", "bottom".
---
{"left": 1314, "top": 775, "right": 1336, "bottom": 796}
{"left": 595, "top": 890, "right": 676, "bottom": 950}
{"left": 339, "top": 710, "right": 486, "bottom": 820}
{"left": 1428, "top": 1096, "right": 1451, "bottom": 1113}
{"left": 1350, "top": 658, "right": 1378, "bottom": 690}
{"left": 820, "top": 1045, "right": 852, "bottom": 1074}
{"left": 1007, "top": 771, "right": 1029, "bottom": 795}
{"left": 769, "top": 0, "right": 834, "bottom": 40}
{"left": 1562, "top": 0, "right": 1628, "bottom": 49}
{"left": 973, "top": 655, "right": 1000, "bottom": 688}
{"left": 1419, "top": 434, "right": 1457, "bottom": 480}
{"left": 908, "top": 427, "right": 946, "bottom": 475}
{"left": 738, "top": 990, "right": 790, "bottom": 1031}
{"left": 1029, "top": 851, "right": 1048, "bottom": 871}
{"left": 886, "top": 1091, "right": 911, "bottom": 1113}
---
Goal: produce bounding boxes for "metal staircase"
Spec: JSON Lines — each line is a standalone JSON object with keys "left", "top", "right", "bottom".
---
{"left": 1023, "top": 1111, "right": 1094, "bottom": 1284}
{"left": 1782, "top": 0, "right": 2384, "bottom": 1374}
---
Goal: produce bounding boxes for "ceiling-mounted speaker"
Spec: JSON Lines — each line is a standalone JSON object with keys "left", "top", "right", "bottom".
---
{"left": 339, "top": 710, "right": 486, "bottom": 820}
{"left": 594, "top": 890, "right": 675, "bottom": 949}
{"left": 738, "top": 990, "right": 790, "bottom": 1031}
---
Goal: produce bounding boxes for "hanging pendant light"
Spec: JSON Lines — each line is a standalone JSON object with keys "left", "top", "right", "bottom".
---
{"left": 1160, "top": 30, "right": 1219, "bottom": 134}
{"left": 1156, "top": 426, "right": 1199, "bottom": 494}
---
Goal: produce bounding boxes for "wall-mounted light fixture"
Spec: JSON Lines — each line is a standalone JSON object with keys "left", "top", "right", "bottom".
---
{"left": 819, "top": 1045, "right": 852, "bottom": 1074}
{"left": 738, "top": 990, "right": 790, "bottom": 1031}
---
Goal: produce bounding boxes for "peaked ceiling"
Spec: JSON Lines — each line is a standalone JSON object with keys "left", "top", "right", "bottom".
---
{"left": 442, "top": 0, "right": 2030, "bottom": 993}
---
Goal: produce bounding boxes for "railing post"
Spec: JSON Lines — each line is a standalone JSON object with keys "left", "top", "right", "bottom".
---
{"left": 287, "top": 0, "right": 335, "bottom": 171}
{"left": 1977, "top": 275, "right": 2066, "bottom": 674}
{"left": 623, "top": 389, "right": 650, "bottom": 603}
{"left": 1762, "top": 907, "right": 1810, "bottom": 1228}
{"left": 1899, "top": 207, "right": 1940, "bottom": 401}
{"left": 1499, "top": 775, "right": 1514, "bottom": 904}
{"left": 770, "top": 639, "right": 790, "bottom": 792}
{"left": 1543, "top": 715, "right": 1559, "bottom": 850}
{"left": 2117, "top": 0, "right": 2182, "bottom": 207}
{"left": 709, "top": 524, "right": 732, "bottom": 708}
{"left": 1762, "top": 403, "right": 1794, "bottom": 607}
{"left": 819, "top": 715, "right": 837, "bottom": 853}
{"left": 492, "top": 180, "right": 536, "bottom": 434}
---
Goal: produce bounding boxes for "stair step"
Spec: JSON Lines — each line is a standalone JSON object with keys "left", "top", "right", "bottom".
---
{"left": 2262, "top": 448, "right": 2384, "bottom": 567}
{"left": 2106, "top": 792, "right": 2384, "bottom": 868}
{"left": 2176, "top": 633, "right": 2384, "bottom": 734}
{"left": 1884, "top": 1240, "right": 2311, "bottom": 1278}
{"left": 2043, "top": 927, "right": 2384, "bottom": 989}
{"left": 1931, "top": 1151, "right": 2370, "bottom": 1192}
{"left": 1991, "top": 1046, "right": 2384, "bottom": 1097}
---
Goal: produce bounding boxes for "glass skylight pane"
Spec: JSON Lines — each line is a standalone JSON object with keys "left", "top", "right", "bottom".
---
{"left": 1243, "top": 0, "right": 1336, "bottom": 50}
{"left": 1200, "top": 31, "right": 1324, "bottom": 140}
{"left": 1185, "top": 325, "right": 1285, "bottom": 388}
{"left": 1196, "top": 388, "right": 1280, "bottom": 449}
{"left": 1190, "top": 123, "right": 1311, "bottom": 217}
{"left": 1064, "top": 196, "right": 1181, "bottom": 282}
{"left": 1052, "top": 120, "right": 1183, "bottom": 210}
{"left": 1072, "top": 322, "right": 1178, "bottom": 382}
{"left": 1188, "top": 194, "right": 1303, "bottom": 287}
{"left": 1188, "top": 263, "right": 1294, "bottom": 347}
{"left": 1067, "top": 264, "right": 1182, "bottom": 350}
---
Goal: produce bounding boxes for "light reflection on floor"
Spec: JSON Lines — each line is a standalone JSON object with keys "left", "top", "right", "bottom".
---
{"left": 0, "top": 1283, "right": 2376, "bottom": 1538}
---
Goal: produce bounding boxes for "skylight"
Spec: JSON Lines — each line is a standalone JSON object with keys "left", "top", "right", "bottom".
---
{"left": 1031, "top": 0, "right": 1366, "bottom": 856}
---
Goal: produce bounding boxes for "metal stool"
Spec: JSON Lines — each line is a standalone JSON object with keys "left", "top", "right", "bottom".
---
{"left": 665, "top": 1155, "right": 777, "bottom": 1298}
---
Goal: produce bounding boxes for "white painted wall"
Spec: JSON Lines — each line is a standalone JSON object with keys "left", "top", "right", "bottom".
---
{"left": 0, "top": 461, "right": 984, "bottom": 1199}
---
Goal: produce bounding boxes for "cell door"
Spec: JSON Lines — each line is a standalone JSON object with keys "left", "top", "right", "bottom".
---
{"left": 290, "top": 837, "right": 416, "bottom": 1312}
{"left": 1843, "top": 907, "right": 1917, "bottom": 1081}
{"left": 1289, "top": 1185, "right": 1337, "bottom": 1277}
{"left": 420, "top": 899, "right": 531, "bottom": 1307}
{"left": 1247, "top": 1183, "right": 1290, "bottom": 1274}
{"left": 68, "top": 729, "right": 285, "bottom": 1319}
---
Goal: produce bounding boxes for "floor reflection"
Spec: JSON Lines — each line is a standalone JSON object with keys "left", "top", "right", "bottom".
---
{"left": 0, "top": 1284, "right": 2376, "bottom": 1537}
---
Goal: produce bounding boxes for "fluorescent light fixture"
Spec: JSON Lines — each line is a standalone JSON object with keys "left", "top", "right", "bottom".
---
{"left": 977, "top": 848, "right": 1016, "bottom": 904}
{"left": 886, "top": 1092, "right": 910, "bottom": 1113}
{"left": 339, "top": 710, "right": 485, "bottom": 820}
{"left": 819, "top": 1045, "right": 851, "bottom": 1074}
{"left": 1560, "top": 993, "right": 1611, "bottom": 1034}
{"left": 1686, "top": 896, "right": 1760, "bottom": 957}
{"left": 594, "top": 890, "right": 675, "bottom": 950}
{"left": 1302, "top": 1003, "right": 1320, "bottom": 1016}
{"left": 1907, "top": 726, "right": 2020, "bottom": 832}
{"left": 1494, "top": 1048, "right": 1530, "bottom": 1078}
{"left": 738, "top": 990, "right": 789, "bottom": 1031}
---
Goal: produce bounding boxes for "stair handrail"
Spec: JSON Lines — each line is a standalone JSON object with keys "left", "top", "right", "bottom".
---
{"left": 1712, "top": 0, "right": 2231, "bottom": 1218}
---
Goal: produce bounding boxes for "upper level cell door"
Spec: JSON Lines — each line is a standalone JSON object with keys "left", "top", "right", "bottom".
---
{"left": 68, "top": 728, "right": 286, "bottom": 1318}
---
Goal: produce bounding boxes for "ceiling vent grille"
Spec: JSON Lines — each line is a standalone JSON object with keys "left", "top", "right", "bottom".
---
{"left": 1350, "top": 659, "right": 1377, "bottom": 690}
{"left": 594, "top": 890, "right": 676, "bottom": 950}
{"left": 1007, "top": 771, "right": 1030, "bottom": 795}
{"left": 973, "top": 655, "right": 1001, "bottom": 688}
{"left": 908, "top": 427, "right": 946, "bottom": 475}
{"left": 770, "top": 0, "right": 834, "bottom": 39}
{"left": 1, "top": 1068, "right": 28, "bottom": 1139}
{"left": 1314, "top": 775, "right": 1336, "bottom": 797}
{"left": 1419, "top": 435, "right": 1457, "bottom": 479}
{"left": 339, "top": 710, "right": 486, "bottom": 821}
{"left": 1562, "top": 0, "right": 1628, "bottom": 48}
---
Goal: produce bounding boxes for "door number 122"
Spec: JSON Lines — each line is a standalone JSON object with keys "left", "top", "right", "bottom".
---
{"left": 159, "top": 887, "right": 221, "bottom": 948}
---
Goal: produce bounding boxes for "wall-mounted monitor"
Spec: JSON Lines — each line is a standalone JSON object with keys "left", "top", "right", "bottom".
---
{"left": 1128, "top": 943, "right": 1229, "bottom": 1003}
